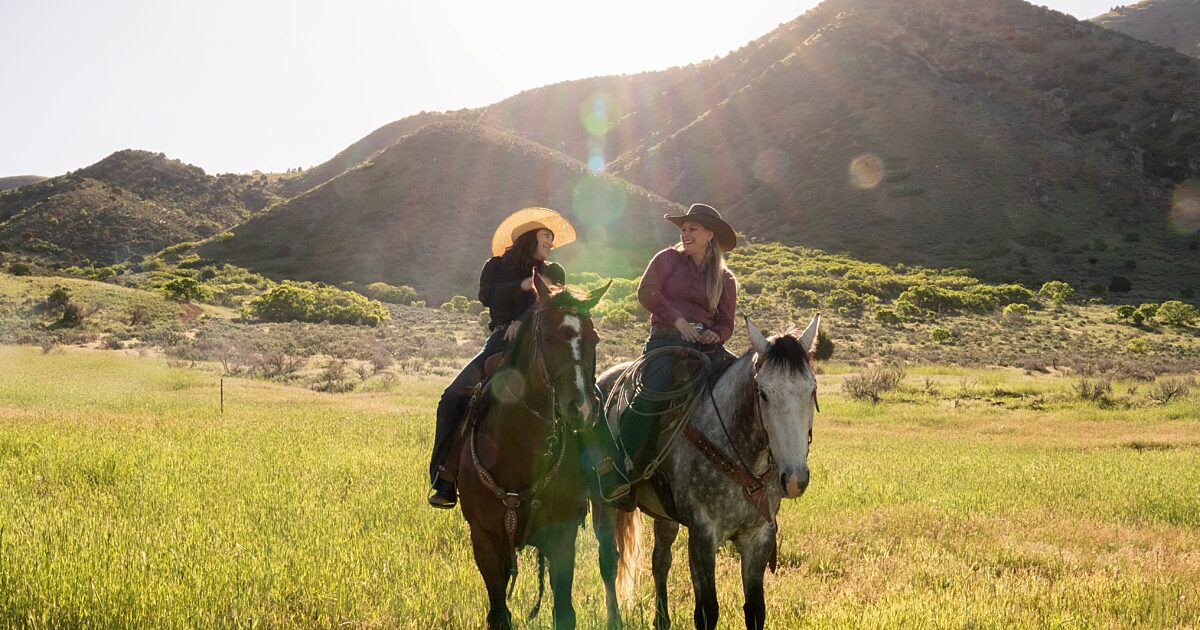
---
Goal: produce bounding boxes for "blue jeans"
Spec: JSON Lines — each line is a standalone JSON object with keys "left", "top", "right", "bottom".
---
{"left": 621, "top": 331, "right": 734, "bottom": 464}
{"left": 429, "top": 327, "right": 508, "bottom": 484}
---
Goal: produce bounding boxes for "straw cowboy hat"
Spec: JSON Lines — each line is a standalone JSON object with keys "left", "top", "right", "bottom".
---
{"left": 664, "top": 203, "right": 737, "bottom": 251}
{"left": 491, "top": 207, "right": 577, "bottom": 257}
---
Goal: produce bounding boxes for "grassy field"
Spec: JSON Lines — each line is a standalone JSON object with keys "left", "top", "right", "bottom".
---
{"left": 0, "top": 346, "right": 1197, "bottom": 628}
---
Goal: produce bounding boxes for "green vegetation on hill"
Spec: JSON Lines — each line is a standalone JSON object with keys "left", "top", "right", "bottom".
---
{"left": 0, "top": 150, "right": 284, "bottom": 265}
{"left": 0, "top": 175, "right": 47, "bottom": 191}
{"left": 199, "top": 121, "right": 679, "bottom": 302}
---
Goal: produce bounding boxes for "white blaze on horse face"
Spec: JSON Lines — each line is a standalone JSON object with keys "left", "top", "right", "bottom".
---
{"left": 562, "top": 315, "right": 588, "bottom": 405}
{"left": 758, "top": 360, "right": 815, "bottom": 499}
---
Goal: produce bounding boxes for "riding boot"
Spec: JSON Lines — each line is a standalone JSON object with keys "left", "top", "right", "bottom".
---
{"left": 582, "top": 420, "right": 635, "bottom": 510}
{"left": 428, "top": 386, "right": 473, "bottom": 509}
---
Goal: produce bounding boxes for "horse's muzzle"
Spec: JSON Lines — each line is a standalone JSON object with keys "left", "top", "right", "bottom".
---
{"left": 781, "top": 466, "right": 809, "bottom": 498}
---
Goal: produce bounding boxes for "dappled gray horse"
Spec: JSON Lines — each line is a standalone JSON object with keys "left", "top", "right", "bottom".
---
{"left": 592, "top": 315, "right": 821, "bottom": 630}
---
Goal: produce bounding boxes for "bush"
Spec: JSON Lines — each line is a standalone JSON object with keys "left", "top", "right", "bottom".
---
{"left": 1073, "top": 378, "right": 1114, "bottom": 407}
{"left": 1148, "top": 377, "right": 1193, "bottom": 404}
{"left": 842, "top": 364, "right": 906, "bottom": 404}
{"left": 1115, "top": 305, "right": 1136, "bottom": 322}
{"left": 1125, "top": 338, "right": 1151, "bottom": 355}
{"left": 874, "top": 307, "right": 906, "bottom": 327}
{"left": 813, "top": 331, "right": 835, "bottom": 361}
{"left": 46, "top": 286, "right": 71, "bottom": 311}
{"left": 1038, "top": 280, "right": 1075, "bottom": 305}
{"left": 441, "top": 295, "right": 471, "bottom": 313}
{"left": 163, "top": 277, "right": 209, "bottom": 303}
{"left": 364, "top": 282, "right": 419, "bottom": 305}
{"left": 929, "top": 327, "right": 952, "bottom": 343}
{"left": 1108, "top": 276, "right": 1132, "bottom": 293}
{"left": 247, "top": 281, "right": 388, "bottom": 326}
{"left": 1155, "top": 300, "right": 1198, "bottom": 327}
{"left": 58, "top": 303, "right": 84, "bottom": 328}
{"left": 6, "top": 262, "right": 32, "bottom": 276}
{"left": 1134, "top": 303, "right": 1160, "bottom": 324}
{"left": 1002, "top": 303, "right": 1030, "bottom": 323}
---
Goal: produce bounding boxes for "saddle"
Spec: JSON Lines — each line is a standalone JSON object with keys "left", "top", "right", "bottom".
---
{"left": 607, "top": 347, "right": 737, "bottom": 522}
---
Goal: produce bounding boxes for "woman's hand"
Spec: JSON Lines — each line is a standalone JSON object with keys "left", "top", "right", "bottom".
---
{"left": 520, "top": 277, "right": 534, "bottom": 291}
{"left": 673, "top": 317, "right": 701, "bottom": 342}
{"left": 505, "top": 320, "right": 522, "bottom": 342}
{"left": 698, "top": 329, "right": 720, "bottom": 345}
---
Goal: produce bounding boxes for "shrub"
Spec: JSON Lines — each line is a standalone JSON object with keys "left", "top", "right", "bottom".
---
{"left": 46, "top": 286, "right": 71, "bottom": 311}
{"left": 247, "top": 281, "right": 388, "bottom": 326}
{"left": 162, "top": 277, "right": 209, "bottom": 303}
{"left": 813, "top": 331, "right": 835, "bottom": 361}
{"left": 441, "top": 295, "right": 471, "bottom": 313}
{"left": 1147, "top": 377, "right": 1193, "bottom": 404}
{"left": 1038, "top": 281, "right": 1075, "bottom": 305}
{"left": 1134, "top": 303, "right": 1160, "bottom": 324}
{"left": 58, "top": 303, "right": 84, "bottom": 328}
{"left": 1155, "top": 300, "right": 1198, "bottom": 327}
{"left": 1002, "top": 303, "right": 1030, "bottom": 323}
{"left": 364, "top": 282, "right": 419, "bottom": 305}
{"left": 1073, "top": 378, "right": 1114, "bottom": 407}
{"left": 1125, "top": 338, "right": 1151, "bottom": 355}
{"left": 1108, "top": 276, "right": 1132, "bottom": 293}
{"left": 6, "top": 262, "right": 32, "bottom": 276}
{"left": 929, "top": 327, "right": 952, "bottom": 343}
{"left": 842, "top": 364, "right": 906, "bottom": 404}
{"left": 874, "top": 307, "right": 906, "bottom": 327}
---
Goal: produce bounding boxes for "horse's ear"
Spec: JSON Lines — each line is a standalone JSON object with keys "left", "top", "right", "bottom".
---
{"left": 745, "top": 316, "right": 769, "bottom": 356}
{"left": 533, "top": 270, "right": 550, "bottom": 304}
{"left": 799, "top": 312, "right": 821, "bottom": 354}
{"left": 581, "top": 280, "right": 613, "bottom": 313}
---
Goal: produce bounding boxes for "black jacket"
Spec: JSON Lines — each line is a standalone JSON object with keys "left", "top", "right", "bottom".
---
{"left": 478, "top": 256, "right": 566, "bottom": 330}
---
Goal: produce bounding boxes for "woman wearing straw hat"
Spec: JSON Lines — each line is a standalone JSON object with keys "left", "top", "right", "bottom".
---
{"left": 428, "top": 208, "right": 575, "bottom": 509}
{"left": 602, "top": 203, "right": 739, "bottom": 508}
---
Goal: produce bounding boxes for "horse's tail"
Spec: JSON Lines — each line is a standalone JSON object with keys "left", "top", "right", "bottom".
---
{"left": 615, "top": 507, "right": 643, "bottom": 603}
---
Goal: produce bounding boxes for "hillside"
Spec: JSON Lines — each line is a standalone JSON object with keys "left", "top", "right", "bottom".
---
{"left": 0, "top": 176, "right": 47, "bottom": 191}
{"left": 607, "top": 0, "right": 1200, "bottom": 297}
{"left": 276, "top": 111, "right": 464, "bottom": 197}
{"left": 1092, "top": 0, "right": 1200, "bottom": 56}
{"left": 0, "top": 150, "right": 282, "bottom": 264}
{"left": 295, "top": 0, "right": 1200, "bottom": 300}
{"left": 199, "top": 122, "right": 680, "bottom": 301}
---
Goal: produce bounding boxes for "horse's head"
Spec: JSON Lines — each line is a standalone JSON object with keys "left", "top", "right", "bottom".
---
{"left": 746, "top": 314, "right": 820, "bottom": 499}
{"left": 530, "top": 273, "right": 611, "bottom": 427}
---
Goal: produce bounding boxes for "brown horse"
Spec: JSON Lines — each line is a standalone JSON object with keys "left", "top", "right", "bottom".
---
{"left": 456, "top": 273, "right": 610, "bottom": 630}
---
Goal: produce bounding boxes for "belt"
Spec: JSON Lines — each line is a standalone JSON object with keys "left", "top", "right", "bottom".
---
{"left": 650, "top": 322, "right": 706, "bottom": 334}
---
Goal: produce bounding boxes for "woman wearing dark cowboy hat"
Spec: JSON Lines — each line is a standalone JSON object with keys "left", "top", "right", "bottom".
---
{"left": 600, "top": 203, "right": 739, "bottom": 507}
{"left": 428, "top": 208, "right": 574, "bottom": 508}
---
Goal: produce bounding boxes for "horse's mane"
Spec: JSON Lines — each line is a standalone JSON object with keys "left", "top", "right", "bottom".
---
{"left": 764, "top": 332, "right": 812, "bottom": 374}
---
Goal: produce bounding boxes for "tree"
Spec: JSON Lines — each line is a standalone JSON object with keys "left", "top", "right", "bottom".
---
{"left": 1156, "top": 300, "right": 1198, "bottom": 326}
{"left": 162, "top": 277, "right": 208, "bottom": 302}
{"left": 1108, "top": 276, "right": 1132, "bottom": 293}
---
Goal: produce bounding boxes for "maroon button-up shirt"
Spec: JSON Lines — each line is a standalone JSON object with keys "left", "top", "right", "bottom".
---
{"left": 637, "top": 247, "right": 738, "bottom": 343}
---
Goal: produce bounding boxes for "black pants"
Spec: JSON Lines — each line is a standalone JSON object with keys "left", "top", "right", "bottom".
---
{"left": 429, "top": 327, "right": 508, "bottom": 485}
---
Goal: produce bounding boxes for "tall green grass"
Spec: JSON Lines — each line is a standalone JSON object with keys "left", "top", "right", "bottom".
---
{"left": 0, "top": 346, "right": 1196, "bottom": 628}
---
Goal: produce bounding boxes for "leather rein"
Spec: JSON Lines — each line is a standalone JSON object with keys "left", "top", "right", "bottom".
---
{"left": 467, "top": 310, "right": 581, "bottom": 550}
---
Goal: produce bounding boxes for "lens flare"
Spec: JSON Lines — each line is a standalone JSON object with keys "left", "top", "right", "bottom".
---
{"left": 1169, "top": 179, "right": 1200, "bottom": 235}
{"left": 580, "top": 92, "right": 610, "bottom": 138}
{"left": 572, "top": 176, "right": 628, "bottom": 228}
{"left": 491, "top": 368, "right": 525, "bottom": 404}
{"left": 753, "top": 148, "right": 791, "bottom": 186}
{"left": 849, "top": 154, "right": 883, "bottom": 190}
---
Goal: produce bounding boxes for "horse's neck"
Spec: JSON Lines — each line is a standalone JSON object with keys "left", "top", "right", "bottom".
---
{"left": 694, "top": 354, "right": 769, "bottom": 466}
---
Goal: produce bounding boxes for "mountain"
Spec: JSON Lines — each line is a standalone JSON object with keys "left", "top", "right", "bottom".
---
{"left": 273, "top": 0, "right": 1200, "bottom": 297}
{"left": 1092, "top": 0, "right": 1200, "bottom": 57}
{"left": 0, "top": 150, "right": 282, "bottom": 264}
{"left": 0, "top": 176, "right": 47, "bottom": 191}
{"left": 276, "top": 111, "right": 464, "bottom": 197}
{"left": 199, "top": 122, "right": 680, "bottom": 300}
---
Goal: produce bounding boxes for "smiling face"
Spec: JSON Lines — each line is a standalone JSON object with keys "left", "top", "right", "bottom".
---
{"left": 533, "top": 228, "right": 555, "bottom": 261}
{"left": 678, "top": 220, "right": 714, "bottom": 258}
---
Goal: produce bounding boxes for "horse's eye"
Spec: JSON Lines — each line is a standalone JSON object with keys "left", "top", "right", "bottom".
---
{"left": 759, "top": 391, "right": 768, "bottom": 402}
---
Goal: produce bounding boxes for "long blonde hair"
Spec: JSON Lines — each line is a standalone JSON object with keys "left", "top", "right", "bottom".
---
{"left": 674, "top": 238, "right": 728, "bottom": 313}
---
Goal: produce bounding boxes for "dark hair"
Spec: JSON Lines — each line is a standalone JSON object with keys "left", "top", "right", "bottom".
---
{"left": 504, "top": 229, "right": 548, "bottom": 277}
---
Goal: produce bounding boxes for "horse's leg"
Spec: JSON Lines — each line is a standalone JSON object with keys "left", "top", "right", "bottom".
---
{"left": 469, "top": 526, "right": 513, "bottom": 630}
{"left": 652, "top": 519, "right": 680, "bottom": 630}
{"left": 592, "top": 500, "right": 623, "bottom": 630}
{"left": 545, "top": 525, "right": 578, "bottom": 630}
{"left": 686, "top": 527, "right": 721, "bottom": 630}
{"left": 734, "top": 526, "right": 775, "bottom": 630}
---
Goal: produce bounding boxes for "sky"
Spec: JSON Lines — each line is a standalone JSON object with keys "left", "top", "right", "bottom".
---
{"left": 1, "top": 0, "right": 1127, "bottom": 177}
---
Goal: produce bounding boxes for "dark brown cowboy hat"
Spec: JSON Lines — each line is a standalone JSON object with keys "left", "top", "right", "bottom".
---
{"left": 664, "top": 203, "right": 737, "bottom": 252}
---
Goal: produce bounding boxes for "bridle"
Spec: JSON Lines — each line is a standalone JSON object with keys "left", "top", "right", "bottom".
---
{"left": 468, "top": 308, "right": 596, "bottom": 551}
